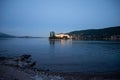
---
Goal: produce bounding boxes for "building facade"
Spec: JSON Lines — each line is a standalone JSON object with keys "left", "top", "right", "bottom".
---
{"left": 49, "top": 32, "right": 72, "bottom": 39}
{"left": 55, "top": 33, "right": 72, "bottom": 39}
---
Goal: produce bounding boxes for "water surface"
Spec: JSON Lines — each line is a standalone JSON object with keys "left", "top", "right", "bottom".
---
{"left": 0, "top": 38, "right": 120, "bottom": 73}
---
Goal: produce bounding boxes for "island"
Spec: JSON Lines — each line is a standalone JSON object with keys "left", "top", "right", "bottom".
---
{"left": 49, "top": 31, "right": 72, "bottom": 39}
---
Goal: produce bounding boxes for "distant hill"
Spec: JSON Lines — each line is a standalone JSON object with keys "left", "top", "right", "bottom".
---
{"left": 0, "top": 32, "right": 43, "bottom": 38}
{"left": 0, "top": 32, "right": 15, "bottom": 38}
{"left": 68, "top": 26, "right": 120, "bottom": 40}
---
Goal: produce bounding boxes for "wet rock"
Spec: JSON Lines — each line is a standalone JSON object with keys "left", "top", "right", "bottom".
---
{"left": 0, "top": 57, "right": 6, "bottom": 61}
{"left": 0, "top": 54, "right": 36, "bottom": 69}
{"left": 29, "top": 61, "right": 36, "bottom": 68}
{"left": 19, "top": 54, "right": 31, "bottom": 61}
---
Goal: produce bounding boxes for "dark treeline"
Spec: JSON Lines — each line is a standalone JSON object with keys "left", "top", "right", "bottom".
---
{"left": 68, "top": 26, "right": 120, "bottom": 40}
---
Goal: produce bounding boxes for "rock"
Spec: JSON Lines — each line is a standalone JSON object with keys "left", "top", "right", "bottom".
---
{"left": 29, "top": 61, "right": 36, "bottom": 68}
{"left": 0, "top": 57, "right": 6, "bottom": 61}
{"left": 0, "top": 54, "right": 36, "bottom": 69}
{"left": 20, "top": 54, "right": 31, "bottom": 61}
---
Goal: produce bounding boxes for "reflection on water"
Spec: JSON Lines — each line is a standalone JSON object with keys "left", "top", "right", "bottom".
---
{"left": 60, "top": 39, "right": 72, "bottom": 45}
{"left": 49, "top": 39, "right": 72, "bottom": 46}
{"left": 49, "top": 40, "right": 55, "bottom": 46}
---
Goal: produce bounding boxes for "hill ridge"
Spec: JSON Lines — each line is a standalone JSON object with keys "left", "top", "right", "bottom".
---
{"left": 68, "top": 26, "right": 120, "bottom": 40}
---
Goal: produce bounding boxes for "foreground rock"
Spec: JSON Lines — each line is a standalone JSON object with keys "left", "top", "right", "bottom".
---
{"left": 0, "top": 54, "right": 36, "bottom": 68}
{"left": 0, "top": 55, "right": 120, "bottom": 80}
{"left": 0, "top": 65, "right": 32, "bottom": 80}
{"left": 0, "top": 55, "right": 64, "bottom": 80}
{"left": 0, "top": 64, "right": 65, "bottom": 80}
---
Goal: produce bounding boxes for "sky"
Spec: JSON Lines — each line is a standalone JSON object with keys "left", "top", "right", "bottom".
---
{"left": 0, "top": 0, "right": 120, "bottom": 37}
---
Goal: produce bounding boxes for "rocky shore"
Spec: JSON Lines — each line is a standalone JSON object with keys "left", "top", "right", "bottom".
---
{"left": 0, "top": 55, "right": 120, "bottom": 80}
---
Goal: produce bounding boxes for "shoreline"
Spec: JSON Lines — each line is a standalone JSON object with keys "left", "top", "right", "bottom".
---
{"left": 0, "top": 55, "right": 120, "bottom": 80}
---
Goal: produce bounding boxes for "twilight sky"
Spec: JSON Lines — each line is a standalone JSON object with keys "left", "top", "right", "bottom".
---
{"left": 0, "top": 0, "right": 120, "bottom": 37}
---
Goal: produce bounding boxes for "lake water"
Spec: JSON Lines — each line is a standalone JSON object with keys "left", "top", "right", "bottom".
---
{"left": 0, "top": 38, "right": 120, "bottom": 73}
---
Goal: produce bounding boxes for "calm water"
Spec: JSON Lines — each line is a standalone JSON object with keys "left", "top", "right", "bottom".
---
{"left": 0, "top": 38, "right": 120, "bottom": 73}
